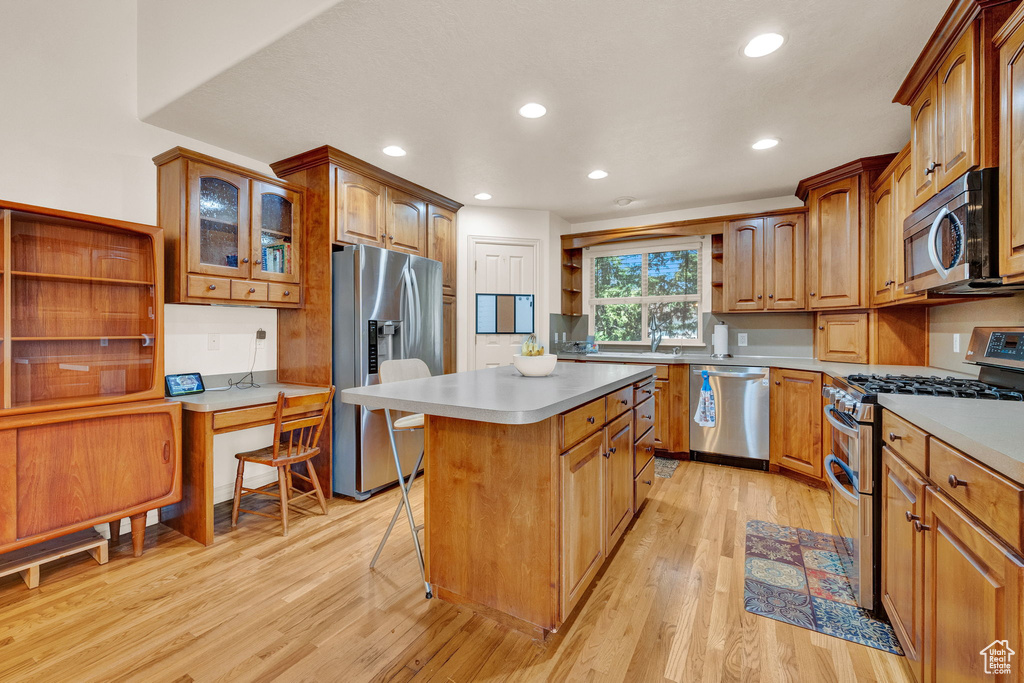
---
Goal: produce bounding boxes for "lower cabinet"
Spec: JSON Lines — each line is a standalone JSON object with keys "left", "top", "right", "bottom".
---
{"left": 769, "top": 369, "right": 823, "bottom": 480}
{"left": 442, "top": 294, "right": 456, "bottom": 374}
{"left": 654, "top": 378, "right": 670, "bottom": 448}
{"left": 0, "top": 400, "right": 183, "bottom": 556}
{"left": 560, "top": 430, "right": 606, "bottom": 620}
{"left": 604, "top": 412, "right": 633, "bottom": 552}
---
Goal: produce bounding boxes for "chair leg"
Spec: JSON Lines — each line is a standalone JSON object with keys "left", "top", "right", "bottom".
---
{"left": 108, "top": 520, "right": 121, "bottom": 546}
{"left": 231, "top": 459, "right": 245, "bottom": 529}
{"left": 306, "top": 459, "right": 329, "bottom": 515}
{"left": 277, "top": 465, "right": 290, "bottom": 537}
{"left": 385, "top": 409, "right": 431, "bottom": 598}
{"left": 371, "top": 447, "right": 424, "bottom": 569}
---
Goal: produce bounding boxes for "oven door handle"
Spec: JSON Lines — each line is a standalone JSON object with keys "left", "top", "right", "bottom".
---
{"left": 824, "top": 404, "right": 860, "bottom": 439}
{"left": 926, "top": 207, "right": 963, "bottom": 280}
{"left": 824, "top": 454, "right": 860, "bottom": 502}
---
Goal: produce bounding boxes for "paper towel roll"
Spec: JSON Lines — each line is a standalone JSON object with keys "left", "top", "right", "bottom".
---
{"left": 712, "top": 324, "right": 730, "bottom": 357}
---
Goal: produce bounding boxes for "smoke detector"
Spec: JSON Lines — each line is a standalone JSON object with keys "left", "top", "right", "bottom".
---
{"left": 614, "top": 196, "right": 636, "bottom": 207}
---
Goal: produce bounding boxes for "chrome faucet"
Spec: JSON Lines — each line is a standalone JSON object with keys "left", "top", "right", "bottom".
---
{"left": 650, "top": 316, "right": 664, "bottom": 353}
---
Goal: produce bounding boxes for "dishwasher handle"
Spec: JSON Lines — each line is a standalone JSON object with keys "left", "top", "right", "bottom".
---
{"left": 691, "top": 369, "right": 766, "bottom": 380}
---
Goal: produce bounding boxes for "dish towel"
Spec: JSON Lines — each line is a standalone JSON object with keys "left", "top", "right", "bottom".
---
{"left": 694, "top": 370, "right": 716, "bottom": 428}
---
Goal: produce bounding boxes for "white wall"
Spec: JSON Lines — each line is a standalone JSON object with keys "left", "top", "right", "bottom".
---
{"left": 929, "top": 296, "right": 1024, "bottom": 373}
{"left": 0, "top": 1, "right": 285, "bottom": 524}
{"left": 569, "top": 195, "right": 804, "bottom": 233}
{"left": 456, "top": 206, "right": 561, "bottom": 371}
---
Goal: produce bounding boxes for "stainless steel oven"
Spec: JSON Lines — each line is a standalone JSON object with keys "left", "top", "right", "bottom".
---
{"left": 822, "top": 381, "right": 879, "bottom": 614}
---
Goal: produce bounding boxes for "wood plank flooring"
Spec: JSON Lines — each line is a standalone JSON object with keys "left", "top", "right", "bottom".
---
{"left": 0, "top": 461, "right": 913, "bottom": 682}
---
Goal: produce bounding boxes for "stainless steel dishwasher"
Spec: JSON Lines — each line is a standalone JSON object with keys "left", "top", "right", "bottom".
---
{"left": 688, "top": 365, "right": 770, "bottom": 470}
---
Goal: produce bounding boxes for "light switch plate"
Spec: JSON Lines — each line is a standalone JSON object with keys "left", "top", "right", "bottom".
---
{"left": 256, "top": 338, "right": 266, "bottom": 350}
{"left": 208, "top": 333, "right": 220, "bottom": 351}
{"left": 952, "top": 334, "right": 960, "bottom": 353}
{"left": 738, "top": 333, "right": 748, "bottom": 347}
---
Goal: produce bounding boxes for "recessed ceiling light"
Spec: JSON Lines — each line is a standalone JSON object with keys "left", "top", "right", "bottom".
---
{"left": 474, "top": 192, "right": 492, "bottom": 201}
{"left": 752, "top": 138, "right": 780, "bottom": 150}
{"left": 518, "top": 102, "right": 547, "bottom": 118}
{"left": 744, "top": 33, "right": 785, "bottom": 58}
{"left": 615, "top": 196, "right": 635, "bottom": 207}
{"left": 588, "top": 170, "right": 609, "bottom": 180}
{"left": 382, "top": 145, "right": 406, "bottom": 157}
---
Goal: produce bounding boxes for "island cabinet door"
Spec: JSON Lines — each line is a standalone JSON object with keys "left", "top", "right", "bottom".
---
{"left": 561, "top": 430, "right": 606, "bottom": 621}
{"left": 922, "top": 487, "right": 1024, "bottom": 683}
{"left": 604, "top": 413, "right": 633, "bottom": 552}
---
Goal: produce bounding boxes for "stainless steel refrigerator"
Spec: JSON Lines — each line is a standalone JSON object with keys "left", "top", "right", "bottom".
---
{"left": 332, "top": 245, "right": 443, "bottom": 499}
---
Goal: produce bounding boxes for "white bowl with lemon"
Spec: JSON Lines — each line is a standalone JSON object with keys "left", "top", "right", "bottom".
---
{"left": 512, "top": 336, "right": 557, "bottom": 377}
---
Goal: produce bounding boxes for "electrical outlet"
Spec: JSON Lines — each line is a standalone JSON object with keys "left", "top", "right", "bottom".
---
{"left": 208, "top": 333, "right": 220, "bottom": 351}
{"left": 256, "top": 338, "right": 266, "bottom": 350}
{"left": 738, "top": 333, "right": 748, "bottom": 347}
{"left": 953, "top": 334, "right": 960, "bottom": 353}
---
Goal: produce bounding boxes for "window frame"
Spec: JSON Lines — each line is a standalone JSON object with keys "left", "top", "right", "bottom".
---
{"left": 583, "top": 237, "right": 710, "bottom": 347}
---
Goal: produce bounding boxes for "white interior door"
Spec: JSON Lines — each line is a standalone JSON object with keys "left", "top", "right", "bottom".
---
{"left": 473, "top": 241, "right": 536, "bottom": 369}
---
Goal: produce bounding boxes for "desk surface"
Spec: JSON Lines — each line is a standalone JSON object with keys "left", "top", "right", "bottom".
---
{"left": 166, "top": 383, "right": 330, "bottom": 413}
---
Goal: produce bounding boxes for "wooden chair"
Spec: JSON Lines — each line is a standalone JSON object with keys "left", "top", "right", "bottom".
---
{"left": 230, "top": 388, "right": 335, "bottom": 536}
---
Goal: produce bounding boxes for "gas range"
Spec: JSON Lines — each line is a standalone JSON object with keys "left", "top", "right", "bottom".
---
{"left": 843, "top": 373, "right": 1024, "bottom": 401}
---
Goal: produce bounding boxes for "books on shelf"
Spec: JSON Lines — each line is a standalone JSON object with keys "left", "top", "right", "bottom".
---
{"left": 261, "top": 243, "right": 292, "bottom": 274}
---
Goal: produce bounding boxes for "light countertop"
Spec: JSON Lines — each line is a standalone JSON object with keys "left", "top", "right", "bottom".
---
{"left": 877, "top": 395, "right": 1024, "bottom": 484}
{"left": 166, "top": 383, "right": 330, "bottom": 413}
{"left": 340, "top": 363, "right": 656, "bottom": 424}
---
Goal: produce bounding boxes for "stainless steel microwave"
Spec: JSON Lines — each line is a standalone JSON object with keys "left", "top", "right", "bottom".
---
{"left": 902, "top": 168, "right": 1012, "bottom": 295}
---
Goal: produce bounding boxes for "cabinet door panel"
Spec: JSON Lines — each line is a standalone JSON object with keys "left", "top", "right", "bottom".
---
{"left": 911, "top": 79, "right": 939, "bottom": 207}
{"left": 442, "top": 294, "right": 456, "bottom": 374}
{"left": 764, "top": 214, "right": 805, "bottom": 310}
{"left": 816, "top": 313, "right": 869, "bottom": 364}
{"left": 893, "top": 151, "right": 918, "bottom": 300}
{"left": 335, "top": 169, "right": 385, "bottom": 246}
{"left": 16, "top": 411, "right": 179, "bottom": 538}
{"left": 881, "top": 448, "right": 926, "bottom": 682}
{"left": 653, "top": 380, "right": 669, "bottom": 449}
{"left": 871, "top": 175, "right": 895, "bottom": 306}
{"left": 807, "top": 178, "right": 862, "bottom": 309}
{"left": 251, "top": 181, "right": 301, "bottom": 284}
{"left": 769, "top": 369, "right": 822, "bottom": 479}
{"left": 1000, "top": 23, "right": 1024, "bottom": 279}
{"left": 605, "top": 414, "right": 633, "bottom": 551}
{"left": 923, "top": 487, "right": 1024, "bottom": 683}
{"left": 187, "top": 162, "right": 250, "bottom": 278}
{"left": 428, "top": 205, "right": 457, "bottom": 296}
{"left": 936, "top": 25, "right": 978, "bottom": 190}
{"left": 724, "top": 218, "right": 764, "bottom": 311}
{"left": 561, "top": 430, "right": 606, "bottom": 620}
{"left": 386, "top": 188, "right": 427, "bottom": 256}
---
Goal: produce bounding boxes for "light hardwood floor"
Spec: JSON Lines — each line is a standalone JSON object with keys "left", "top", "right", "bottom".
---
{"left": 0, "top": 461, "right": 913, "bottom": 682}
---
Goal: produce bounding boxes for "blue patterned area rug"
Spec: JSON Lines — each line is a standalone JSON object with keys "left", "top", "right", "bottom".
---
{"left": 743, "top": 520, "right": 904, "bottom": 655}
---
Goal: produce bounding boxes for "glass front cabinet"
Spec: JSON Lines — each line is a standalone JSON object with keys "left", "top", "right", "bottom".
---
{"left": 156, "top": 148, "right": 303, "bottom": 308}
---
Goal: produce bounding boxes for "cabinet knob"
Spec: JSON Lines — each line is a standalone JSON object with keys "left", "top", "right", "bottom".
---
{"left": 905, "top": 511, "right": 919, "bottom": 523}
{"left": 768, "top": 294, "right": 774, "bottom": 299}
{"left": 774, "top": 380, "right": 781, "bottom": 385}
{"left": 642, "top": 414, "right": 652, "bottom": 420}
{"left": 809, "top": 292, "right": 816, "bottom": 297}
{"left": 818, "top": 326, "right": 824, "bottom": 331}
{"left": 948, "top": 474, "right": 966, "bottom": 489}
{"left": 888, "top": 432, "right": 901, "bottom": 442}
{"left": 620, "top": 399, "right": 628, "bottom": 405}
{"left": 924, "top": 161, "right": 942, "bottom": 175}
{"left": 609, "top": 446, "right": 617, "bottom": 454}
{"left": 255, "top": 259, "right": 261, "bottom": 266}
{"left": 644, "top": 480, "right": 652, "bottom": 485}
{"left": 249, "top": 287, "right": 256, "bottom": 293}
{"left": 913, "top": 520, "right": 931, "bottom": 533}
{"left": 283, "top": 290, "right": 291, "bottom": 296}
{"left": 242, "top": 257, "right": 250, "bottom": 263}
{"left": 587, "top": 416, "right": 595, "bottom": 424}
{"left": 209, "top": 284, "right": 217, "bottom": 290}
{"left": 757, "top": 295, "right": 762, "bottom": 299}
{"left": 646, "top": 446, "right": 653, "bottom": 452}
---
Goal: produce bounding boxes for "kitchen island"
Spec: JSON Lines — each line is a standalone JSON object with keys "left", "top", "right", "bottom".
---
{"left": 341, "top": 362, "right": 657, "bottom": 636}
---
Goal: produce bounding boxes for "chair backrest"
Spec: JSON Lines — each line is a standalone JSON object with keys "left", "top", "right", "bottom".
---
{"left": 379, "top": 358, "right": 431, "bottom": 384}
{"left": 270, "top": 387, "right": 335, "bottom": 461}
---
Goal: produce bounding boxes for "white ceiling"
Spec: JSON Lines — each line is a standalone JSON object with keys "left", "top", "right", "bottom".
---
{"left": 142, "top": 0, "right": 950, "bottom": 222}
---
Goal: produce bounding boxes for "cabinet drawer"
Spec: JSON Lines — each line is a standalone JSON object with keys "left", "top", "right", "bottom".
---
{"left": 634, "top": 379, "right": 655, "bottom": 405}
{"left": 560, "top": 397, "right": 606, "bottom": 451}
{"left": 230, "top": 280, "right": 269, "bottom": 302}
{"left": 654, "top": 364, "right": 669, "bottom": 380}
{"left": 881, "top": 410, "right": 927, "bottom": 474}
{"left": 929, "top": 437, "right": 1024, "bottom": 552}
{"left": 606, "top": 386, "right": 633, "bottom": 420}
{"left": 635, "top": 426, "right": 655, "bottom": 476}
{"left": 634, "top": 456, "right": 655, "bottom": 511}
{"left": 634, "top": 396, "right": 655, "bottom": 438}
{"left": 187, "top": 275, "right": 231, "bottom": 300}
{"left": 268, "top": 282, "right": 299, "bottom": 304}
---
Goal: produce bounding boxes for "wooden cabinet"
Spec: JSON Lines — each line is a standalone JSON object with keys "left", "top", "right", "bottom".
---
{"left": 723, "top": 212, "right": 805, "bottom": 312}
{"left": 769, "top": 369, "right": 823, "bottom": 480}
{"left": 653, "top": 379, "right": 670, "bottom": 449}
{"left": 604, "top": 413, "right": 633, "bottom": 552}
{"left": 560, "top": 430, "right": 606, "bottom": 620}
{"left": 385, "top": 187, "right": 427, "bottom": 256}
{"left": 892, "top": 149, "right": 919, "bottom": 301}
{"left": 923, "top": 487, "right": 1024, "bottom": 682}
{"left": 815, "top": 312, "right": 869, "bottom": 363}
{"left": 428, "top": 205, "right": 457, "bottom": 296}
{"left": 442, "top": 295, "right": 456, "bottom": 374}
{"left": 335, "top": 168, "right": 385, "bottom": 246}
{"left": 155, "top": 148, "right": 304, "bottom": 308}
{"left": 870, "top": 173, "right": 897, "bottom": 306}
{"left": 935, "top": 26, "right": 979, "bottom": 190}
{"left": 997, "top": 6, "right": 1024, "bottom": 282}
{"left": 881, "top": 447, "right": 927, "bottom": 682}
{"left": 806, "top": 177, "right": 863, "bottom": 310}
{"left": 911, "top": 80, "right": 940, "bottom": 207}
{"left": 815, "top": 308, "right": 929, "bottom": 365}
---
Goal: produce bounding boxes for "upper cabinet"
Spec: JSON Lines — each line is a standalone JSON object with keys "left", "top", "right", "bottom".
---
{"left": 997, "top": 4, "right": 1024, "bottom": 283}
{"left": 428, "top": 205, "right": 457, "bottom": 296}
{"left": 385, "top": 187, "right": 427, "bottom": 256}
{"left": 335, "top": 168, "right": 385, "bottom": 246}
{"left": 722, "top": 212, "right": 805, "bottom": 312}
{"left": 155, "top": 148, "right": 304, "bottom": 308}
{"left": 895, "top": 0, "right": 1017, "bottom": 210}
{"left": 871, "top": 144, "right": 923, "bottom": 306}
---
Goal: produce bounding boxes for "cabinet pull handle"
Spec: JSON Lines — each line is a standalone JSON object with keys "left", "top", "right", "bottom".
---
{"left": 249, "top": 287, "right": 256, "bottom": 293}
{"left": 948, "top": 474, "right": 966, "bottom": 489}
{"left": 209, "top": 284, "right": 217, "bottom": 290}
{"left": 905, "top": 511, "right": 919, "bottom": 523}
{"left": 587, "top": 416, "right": 595, "bottom": 424}
{"left": 888, "top": 432, "right": 901, "bottom": 442}
{"left": 913, "top": 520, "right": 931, "bottom": 533}
{"left": 643, "top": 480, "right": 652, "bottom": 485}
{"left": 609, "top": 447, "right": 617, "bottom": 454}
{"left": 242, "top": 257, "right": 250, "bottom": 263}
{"left": 924, "top": 161, "right": 942, "bottom": 175}
{"left": 642, "top": 414, "right": 652, "bottom": 420}
{"left": 162, "top": 441, "right": 171, "bottom": 464}
{"left": 620, "top": 399, "right": 628, "bottom": 405}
